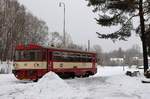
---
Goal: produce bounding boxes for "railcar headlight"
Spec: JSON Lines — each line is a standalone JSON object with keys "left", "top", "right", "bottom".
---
{"left": 13, "top": 63, "right": 17, "bottom": 67}
{"left": 34, "top": 63, "right": 39, "bottom": 67}
{"left": 13, "top": 63, "right": 18, "bottom": 69}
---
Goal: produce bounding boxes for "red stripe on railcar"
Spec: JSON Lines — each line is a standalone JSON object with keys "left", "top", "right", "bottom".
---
{"left": 13, "top": 69, "right": 47, "bottom": 80}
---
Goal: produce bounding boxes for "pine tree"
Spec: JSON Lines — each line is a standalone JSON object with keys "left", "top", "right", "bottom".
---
{"left": 87, "top": 0, "right": 150, "bottom": 72}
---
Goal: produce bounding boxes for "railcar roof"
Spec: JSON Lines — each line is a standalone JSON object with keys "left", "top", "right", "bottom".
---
{"left": 16, "top": 44, "right": 96, "bottom": 54}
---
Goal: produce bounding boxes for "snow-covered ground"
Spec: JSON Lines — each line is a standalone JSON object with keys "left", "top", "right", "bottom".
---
{"left": 0, "top": 62, "right": 12, "bottom": 74}
{"left": 0, "top": 66, "right": 150, "bottom": 99}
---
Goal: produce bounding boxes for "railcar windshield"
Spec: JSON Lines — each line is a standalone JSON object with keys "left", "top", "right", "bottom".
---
{"left": 14, "top": 50, "right": 45, "bottom": 61}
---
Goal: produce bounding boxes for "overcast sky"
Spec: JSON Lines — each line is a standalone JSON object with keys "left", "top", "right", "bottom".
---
{"left": 18, "top": 0, "right": 142, "bottom": 52}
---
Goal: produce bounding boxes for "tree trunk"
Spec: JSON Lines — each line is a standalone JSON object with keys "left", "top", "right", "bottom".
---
{"left": 139, "top": 0, "right": 149, "bottom": 72}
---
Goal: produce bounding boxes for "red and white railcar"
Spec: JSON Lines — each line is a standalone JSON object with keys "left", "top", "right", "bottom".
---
{"left": 13, "top": 44, "right": 97, "bottom": 81}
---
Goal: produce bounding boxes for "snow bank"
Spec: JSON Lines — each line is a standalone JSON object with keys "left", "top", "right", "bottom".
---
{"left": 0, "top": 61, "right": 12, "bottom": 74}
{"left": 16, "top": 72, "right": 75, "bottom": 99}
{"left": 38, "top": 71, "right": 63, "bottom": 83}
{"left": 32, "top": 72, "right": 74, "bottom": 99}
{"left": 2, "top": 66, "right": 150, "bottom": 99}
{"left": 94, "top": 66, "right": 127, "bottom": 77}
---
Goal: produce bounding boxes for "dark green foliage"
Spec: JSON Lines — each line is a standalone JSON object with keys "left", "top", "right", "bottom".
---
{"left": 87, "top": 0, "right": 150, "bottom": 71}
{"left": 97, "top": 20, "right": 132, "bottom": 40}
{"left": 107, "top": 0, "right": 138, "bottom": 13}
{"left": 95, "top": 14, "right": 127, "bottom": 26}
{"left": 87, "top": 0, "right": 150, "bottom": 44}
{"left": 88, "top": 0, "right": 138, "bottom": 12}
{"left": 87, "top": 0, "right": 140, "bottom": 41}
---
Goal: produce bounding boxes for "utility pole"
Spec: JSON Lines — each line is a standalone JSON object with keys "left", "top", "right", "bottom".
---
{"left": 123, "top": 55, "right": 125, "bottom": 71}
{"left": 88, "top": 40, "right": 90, "bottom": 51}
{"left": 59, "top": 2, "right": 66, "bottom": 48}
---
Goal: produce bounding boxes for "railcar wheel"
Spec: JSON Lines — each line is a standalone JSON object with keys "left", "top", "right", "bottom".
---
{"left": 69, "top": 72, "right": 75, "bottom": 79}
{"left": 76, "top": 75, "right": 82, "bottom": 78}
{"left": 85, "top": 73, "right": 89, "bottom": 77}
{"left": 33, "top": 79, "right": 38, "bottom": 82}
{"left": 82, "top": 74, "right": 89, "bottom": 78}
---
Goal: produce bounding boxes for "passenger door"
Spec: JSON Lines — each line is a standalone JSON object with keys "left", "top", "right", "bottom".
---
{"left": 48, "top": 51, "right": 53, "bottom": 71}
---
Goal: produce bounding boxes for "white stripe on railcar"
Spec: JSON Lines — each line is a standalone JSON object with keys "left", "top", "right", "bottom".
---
{"left": 53, "top": 62, "right": 93, "bottom": 69}
{"left": 13, "top": 62, "right": 47, "bottom": 70}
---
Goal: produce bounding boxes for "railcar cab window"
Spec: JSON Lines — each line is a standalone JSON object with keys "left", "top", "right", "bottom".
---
{"left": 14, "top": 50, "right": 44, "bottom": 61}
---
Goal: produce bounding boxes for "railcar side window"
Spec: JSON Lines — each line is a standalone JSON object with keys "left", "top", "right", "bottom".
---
{"left": 52, "top": 51, "right": 93, "bottom": 62}
{"left": 81, "top": 54, "right": 93, "bottom": 62}
{"left": 87, "top": 55, "right": 92, "bottom": 62}
{"left": 53, "top": 51, "right": 63, "bottom": 61}
{"left": 14, "top": 51, "right": 21, "bottom": 60}
{"left": 30, "top": 52, "right": 35, "bottom": 60}
{"left": 72, "top": 53, "right": 81, "bottom": 62}
{"left": 42, "top": 52, "right": 46, "bottom": 60}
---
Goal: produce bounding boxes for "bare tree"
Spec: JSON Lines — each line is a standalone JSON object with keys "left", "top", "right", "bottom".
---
{"left": 0, "top": 0, "right": 25, "bottom": 61}
{"left": 0, "top": 0, "right": 49, "bottom": 61}
{"left": 48, "top": 32, "right": 63, "bottom": 47}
